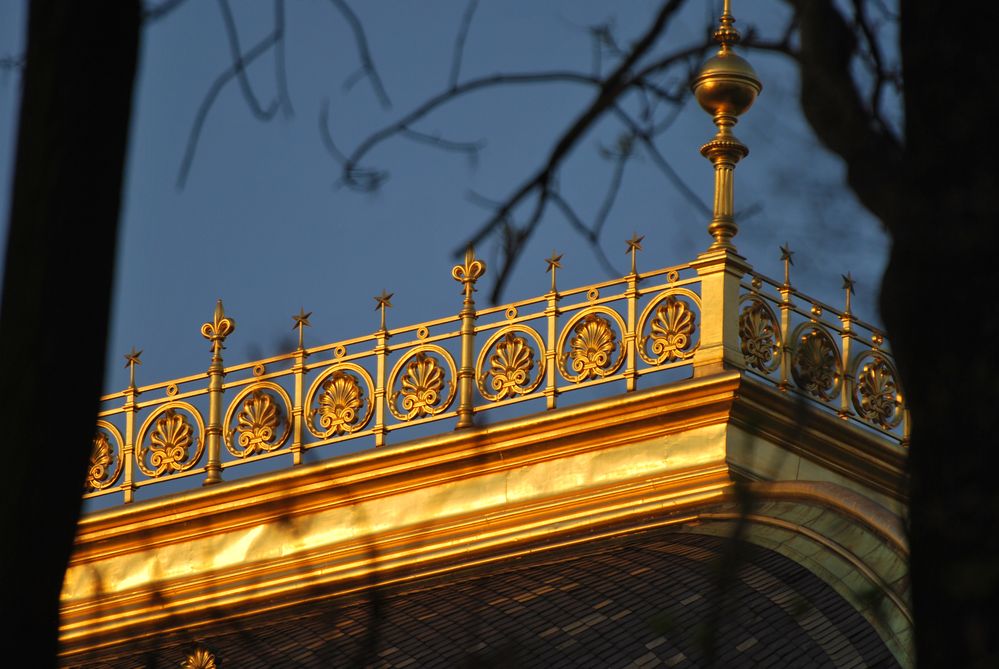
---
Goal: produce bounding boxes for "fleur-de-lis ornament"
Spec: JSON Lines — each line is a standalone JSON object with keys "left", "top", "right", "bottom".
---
{"left": 451, "top": 246, "right": 486, "bottom": 302}
{"left": 201, "top": 300, "right": 236, "bottom": 355}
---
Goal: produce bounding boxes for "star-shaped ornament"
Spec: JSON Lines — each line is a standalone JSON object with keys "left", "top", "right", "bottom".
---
{"left": 779, "top": 243, "right": 794, "bottom": 265}
{"left": 124, "top": 347, "right": 142, "bottom": 368}
{"left": 374, "top": 290, "right": 394, "bottom": 310}
{"left": 841, "top": 273, "right": 856, "bottom": 295}
{"left": 545, "top": 251, "right": 563, "bottom": 273}
{"left": 292, "top": 307, "right": 312, "bottom": 330}
{"left": 626, "top": 233, "right": 644, "bottom": 254}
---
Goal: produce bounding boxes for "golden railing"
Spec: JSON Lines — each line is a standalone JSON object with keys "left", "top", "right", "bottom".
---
{"left": 738, "top": 249, "right": 909, "bottom": 446}
{"left": 85, "top": 246, "right": 706, "bottom": 504}
{"left": 84, "top": 242, "right": 908, "bottom": 506}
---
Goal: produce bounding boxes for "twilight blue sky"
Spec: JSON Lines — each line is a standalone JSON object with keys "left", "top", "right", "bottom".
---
{"left": 0, "top": 1, "right": 891, "bottom": 396}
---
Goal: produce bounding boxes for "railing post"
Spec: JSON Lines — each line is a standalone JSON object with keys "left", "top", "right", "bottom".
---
{"left": 544, "top": 252, "right": 562, "bottom": 410}
{"left": 691, "top": 250, "right": 749, "bottom": 376}
{"left": 374, "top": 290, "right": 392, "bottom": 447}
{"left": 200, "top": 300, "right": 235, "bottom": 486}
{"left": 121, "top": 348, "right": 141, "bottom": 503}
{"left": 838, "top": 274, "right": 856, "bottom": 418}
{"left": 452, "top": 247, "right": 485, "bottom": 429}
{"left": 291, "top": 308, "right": 311, "bottom": 464}
{"left": 778, "top": 245, "right": 794, "bottom": 391}
{"left": 625, "top": 236, "right": 642, "bottom": 392}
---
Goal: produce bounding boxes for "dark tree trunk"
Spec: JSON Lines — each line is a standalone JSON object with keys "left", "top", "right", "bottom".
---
{"left": 890, "top": 3, "right": 999, "bottom": 666}
{"left": 0, "top": 1, "right": 139, "bottom": 663}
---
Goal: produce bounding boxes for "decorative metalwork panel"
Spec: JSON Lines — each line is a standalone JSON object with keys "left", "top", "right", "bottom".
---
{"left": 477, "top": 328, "right": 545, "bottom": 401}
{"left": 638, "top": 291, "right": 700, "bottom": 365}
{"left": 558, "top": 309, "right": 626, "bottom": 383}
{"left": 388, "top": 346, "right": 457, "bottom": 421}
{"left": 852, "top": 352, "right": 904, "bottom": 430}
{"left": 86, "top": 421, "right": 123, "bottom": 491}
{"left": 738, "top": 297, "right": 781, "bottom": 373}
{"left": 306, "top": 365, "right": 374, "bottom": 438}
{"left": 224, "top": 383, "right": 291, "bottom": 457}
{"left": 136, "top": 403, "right": 205, "bottom": 478}
{"left": 791, "top": 325, "right": 842, "bottom": 402}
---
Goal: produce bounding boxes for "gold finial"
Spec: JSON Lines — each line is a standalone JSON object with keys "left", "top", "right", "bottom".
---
{"left": 779, "top": 243, "right": 794, "bottom": 287}
{"left": 124, "top": 347, "right": 142, "bottom": 388}
{"left": 545, "top": 250, "right": 562, "bottom": 293}
{"left": 200, "top": 299, "right": 235, "bottom": 356}
{"left": 182, "top": 647, "right": 218, "bottom": 669}
{"left": 691, "top": 0, "right": 761, "bottom": 251}
{"left": 292, "top": 307, "right": 312, "bottom": 349}
{"left": 714, "top": 0, "right": 739, "bottom": 50}
{"left": 373, "top": 290, "right": 393, "bottom": 330}
{"left": 451, "top": 246, "right": 486, "bottom": 303}
{"left": 841, "top": 273, "right": 856, "bottom": 315}
{"left": 626, "top": 233, "right": 644, "bottom": 275}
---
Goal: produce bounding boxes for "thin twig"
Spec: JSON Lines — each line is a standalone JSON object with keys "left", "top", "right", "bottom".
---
{"left": 549, "top": 191, "right": 622, "bottom": 278}
{"left": 142, "top": 0, "right": 189, "bottom": 22}
{"left": 449, "top": 0, "right": 480, "bottom": 88}
{"left": 339, "top": 71, "right": 604, "bottom": 185}
{"left": 177, "top": 30, "right": 280, "bottom": 188}
{"left": 328, "top": 0, "right": 391, "bottom": 108}
{"left": 274, "top": 0, "right": 294, "bottom": 117}
{"left": 217, "top": 0, "right": 280, "bottom": 120}
{"left": 399, "top": 127, "right": 485, "bottom": 158}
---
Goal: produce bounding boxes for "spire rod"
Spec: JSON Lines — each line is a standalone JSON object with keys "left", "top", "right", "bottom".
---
{"left": 691, "top": 1, "right": 761, "bottom": 251}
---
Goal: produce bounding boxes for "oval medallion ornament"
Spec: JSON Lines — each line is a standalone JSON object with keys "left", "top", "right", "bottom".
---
{"left": 558, "top": 310, "right": 625, "bottom": 382}
{"left": 388, "top": 347, "right": 456, "bottom": 421}
{"left": 852, "top": 353, "right": 904, "bottom": 430}
{"left": 477, "top": 328, "right": 545, "bottom": 401}
{"left": 642, "top": 296, "right": 697, "bottom": 364}
{"left": 791, "top": 326, "right": 841, "bottom": 402}
{"left": 304, "top": 364, "right": 374, "bottom": 439}
{"left": 136, "top": 404, "right": 205, "bottom": 478}
{"left": 224, "top": 384, "right": 291, "bottom": 457}
{"left": 739, "top": 298, "right": 781, "bottom": 373}
{"left": 312, "top": 371, "right": 366, "bottom": 436}
{"left": 86, "top": 422, "right": 123, "bottom": 491}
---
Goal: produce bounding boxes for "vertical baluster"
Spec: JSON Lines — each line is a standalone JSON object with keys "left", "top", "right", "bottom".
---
{"left": 374, "top": 290, "right": 392, "bottom": 447}
{"left": 838, "top": 273, "right": 856, "bottom": 418}
{"left": 544, "top": 252, "right": 562, "bottom": 410}
{"left": 624, "top": 235, "right": 643, "bottom": 392}
{"left": 122, "top": 348, "right": 141, "bottom": 503}
{"left": 201, "top": 300, "right": 235, "bottom": 486}
{"left": 778, "top": 244, "right": 794, "bottom": 391}
{"left": 452, "top": 247, "right": 485, "bottom": 429}
{"left": 291, "top": 308, "right": 311, "bottom": 464}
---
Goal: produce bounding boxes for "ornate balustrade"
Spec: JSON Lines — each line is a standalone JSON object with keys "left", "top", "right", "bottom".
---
{"left": 85, "top": 245, "right": 705, "bottom": 504}
{"left": 738, "top": 249, "right": 909, "bottom": 445}
{"left": 85, "top": 241, "right": 909, "bottom": 506}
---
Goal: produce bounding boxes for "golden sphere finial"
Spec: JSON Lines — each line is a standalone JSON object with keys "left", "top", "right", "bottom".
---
{"left": 691, "top": 1, "right": 762, "bottom": 252}
{"left": 691, "top": 1, "right": 761, "bottom": 123}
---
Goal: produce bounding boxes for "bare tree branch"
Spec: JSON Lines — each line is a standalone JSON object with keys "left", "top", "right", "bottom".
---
{"left": 142, "top": 0, "right": 189, "bottom": 22}
{"left": 328, "top": 0, "right": 391, "bottom": 109}
{"left": 548, "top": 190, "right": 622, "bottom": 277}
{"left": 455, "top": 0, "right": 690, "bottom": 300}
{"left": 319, "top": 99, "right": 388, "bottom": 190}
{"left": 177, "top": 29, "right": 280, "bottom": 188}
{"left": 449, "top": 0, "right": 480, "bottom": 88}
{"left": 399, "top": 127, "right": 484, "bottom": 162}
{"left": 217, "top": 0, "right": 280, "bottom": 121}
{"left": 274, "top": 0, "right": 294, "bottom": 117}
{"left": 330, "top": 71, "right": 604, "bottom": 188}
